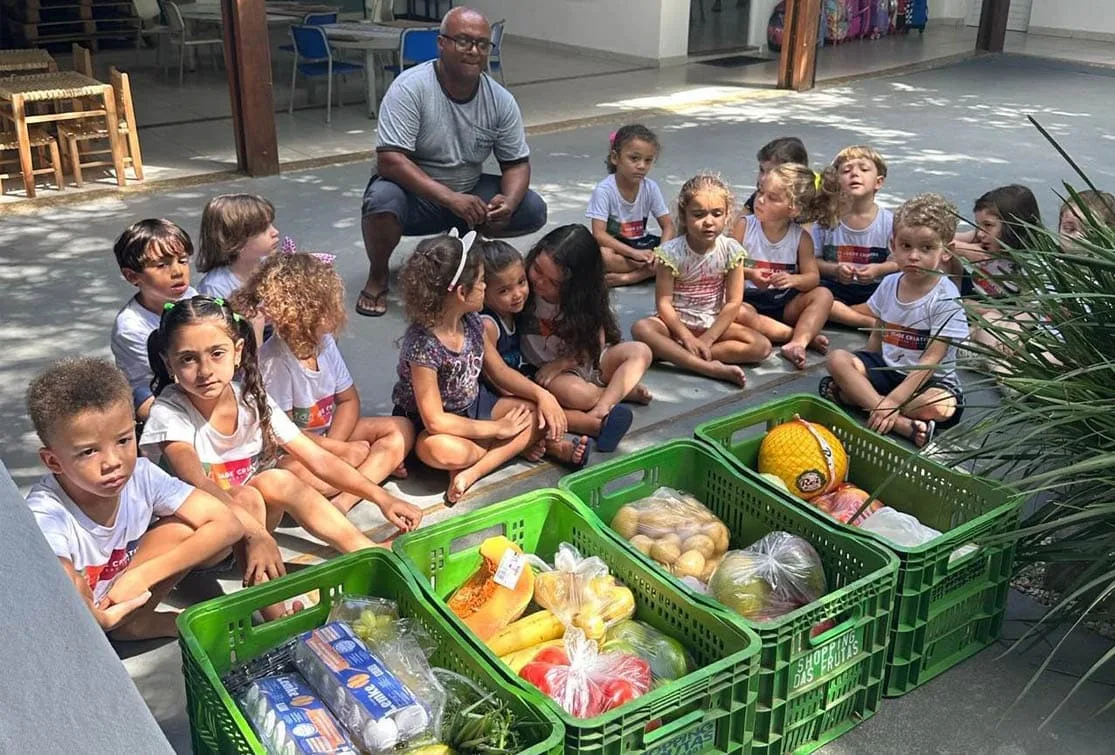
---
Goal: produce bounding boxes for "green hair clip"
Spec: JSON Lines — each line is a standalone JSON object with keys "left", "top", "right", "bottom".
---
{"left": 163, "top": 302, "right": 176, "bottom": 311}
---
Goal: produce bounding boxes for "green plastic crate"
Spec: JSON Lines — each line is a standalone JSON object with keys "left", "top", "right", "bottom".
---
{"left": 560, "top": 439, "right": 898, "bottom": 755}
{"left": 695, "top": 394, "right": 1023, "bottom": 697}
{"left": 177, "top": 549, "right": 564, "bottom": 755}
{"left": 393, "top": 488, "right": 761, "bottom": 755}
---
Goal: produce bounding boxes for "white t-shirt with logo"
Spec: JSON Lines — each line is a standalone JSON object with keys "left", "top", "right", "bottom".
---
{"left": 812, "top": 207, "right": 894, "bottom": 266}
{"left": 260, "top": 335, "right": 354, "bottom": 434}
{"left": 586, "top": 175, "right": 670, "bottom": 243}
{"left": 26, "top": 458, "right": 192, "bottom": 603}
{"left": 866, "top": 273, "right": 969, "bottom": 384}
{"left": 110, "top": 287, "right": 199, "bottom": 408}
{"left": 742, "top": 215, "right": 804, "bottom": 301}
{"left": 140, "top": 383, "right": 301, "bottom": 490}
{"left": 197, "top": 266, "right": 242, "bottom": 299}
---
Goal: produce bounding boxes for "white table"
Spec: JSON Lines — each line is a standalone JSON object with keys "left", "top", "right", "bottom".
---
{"left": 178, "top": 5, "right": 289, "bottom": 23}
{"left": 323, "top": 22, "right": 435, "bottom": 118}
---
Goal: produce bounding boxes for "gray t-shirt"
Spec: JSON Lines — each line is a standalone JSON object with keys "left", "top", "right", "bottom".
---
{"left": 376, "top": 61, "right": 530, "bottom": 193}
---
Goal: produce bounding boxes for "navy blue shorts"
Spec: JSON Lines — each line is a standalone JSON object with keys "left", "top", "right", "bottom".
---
{"left": 853, "top": 350, "right": 965, "bottom": 429}
{"left": 747, "top": 289, "right": 798, "bottom": 320}
{"left": 393, "top": 384, "right": 501, "bottom": 435}
{"left": 362, "top": 173, "right": 548, "bottom": 237}
{"left": 821, "top": 278, "right": 876, "bottom": 306}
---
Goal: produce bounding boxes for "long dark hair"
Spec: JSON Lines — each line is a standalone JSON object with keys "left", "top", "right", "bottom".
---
{"left": 525, "top": 225, "right": 620, "bottom": 365}
{"left": 147, "top": 295, "right": 276, "bottom": 461}
{"left": 974, "top": 184, "right": 1042, "bottom": 250}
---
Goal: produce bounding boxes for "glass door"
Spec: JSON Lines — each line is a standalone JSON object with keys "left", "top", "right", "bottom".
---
{"left": 688, "top": 0, "right": 752, "bottom": 56}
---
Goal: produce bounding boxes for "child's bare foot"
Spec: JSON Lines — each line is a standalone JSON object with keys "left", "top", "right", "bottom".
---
{"left": 899, "top": 418, "right": 936, "bottom": 449}
{"left": 446, "top": 468, "right": 480, "bottom": 505}
{"left": 810, "top": 334, "right": 830, "bottom": 354}
{"left": 260, "top": 598, "right": 306, "bottom": 623}
{"left": 524, "top": 437, "right": 546, "bottom": 462}
{"left": 626, "top": 383, "right": 653, "bottom": 405}
{"left": 780, "top": 343, "right": 808, "bottom": 370}
{"left": 109, "top": 609, "right": 180, "bottom": 641}
{"left": 330, "top": 492, "right": 360, "bottom": 514}
{"left": 707, "top": 361, "right": 747, "bottom": 387}
{"left": 546, "top": 434, "right": 591, "bottom": 468}
{"left": 391, "top": 463, "right": 408, "bottom": 479}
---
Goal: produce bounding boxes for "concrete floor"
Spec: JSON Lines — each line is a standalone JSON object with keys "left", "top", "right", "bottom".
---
{"left": 8, "top": 24, "right": 1115, "bottom": 204}
{"left": 2, "top": 54, "right": 1114, "bottom": 752}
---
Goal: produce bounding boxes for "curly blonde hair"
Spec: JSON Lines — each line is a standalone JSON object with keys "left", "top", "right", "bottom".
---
{"left": 893, "top": 193, "right": 959, "bottom": 245}
{"left": 232, "top": 252, "right": 345, "bottom": 359}
{"left": 767, "top": 162, "right": 842, "bottom": 228}
{"left": 675, "top": 173, "right": 735, "bottom": 230}
{"left": 399, "top": 235, "right": 483, "bottom": 329}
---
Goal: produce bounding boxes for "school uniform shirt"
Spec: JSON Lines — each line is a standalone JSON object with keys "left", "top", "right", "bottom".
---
{"left": 260, "top": 335, "right": 354, "bottom": 434}
{"left": 812, "top": 207, "right": 893, "bottom": 300}
{"left": 480, "top": 307, "right": 530, "bottom": 374}
{"left": 140, "top": 383, "right": 301, "bottom": 490}
{"left": 586, "top": 174, "right": 669, "bottom": 246}
{"left": 866, "top": 273, "right": 969, "bottom": 386}
{"left": 110, "top": 287, "right": 199, "bottom": 409}
{"left": 742, "top": 214, "right": 804, "bottom": 303}
{"left": 196, "top": 266, "right": 242, "bottom": 299}
{"left": 26, "top": 458, "right": 192, "bottom": 604}
{"left": 521, "top": 296, "right": 567, "bottom": 367}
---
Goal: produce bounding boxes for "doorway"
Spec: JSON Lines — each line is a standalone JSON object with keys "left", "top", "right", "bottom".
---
{"left": 689, "top": 0, "right": 753, "bottom": 56}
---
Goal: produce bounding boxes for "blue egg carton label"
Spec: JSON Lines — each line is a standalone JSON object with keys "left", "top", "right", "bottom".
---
{"left": 298, "top": 621, "right": 418, "bottom": 720}
{"left": 248, "top": 674, "right": 356, "bottom": 754}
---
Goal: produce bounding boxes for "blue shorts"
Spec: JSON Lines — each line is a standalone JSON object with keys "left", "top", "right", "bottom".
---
{"left": 853, "top": 350, "right": 965, "bottom": 429}
{"left": 747, "top": 289, "right": 798, "bottom": 320}
{"left": 393, "top": 384, "right": 501, "bottom": 435}
{"left": 821, "top": 278, "right": 876, "bottom": 306}
{"left": 362, "top": 172, "right": 548, "bottom": 237}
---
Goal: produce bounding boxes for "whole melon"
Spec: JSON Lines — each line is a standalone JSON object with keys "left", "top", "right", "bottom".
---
{"left": 758, "top": 417, "right": 848, "bottom": 500}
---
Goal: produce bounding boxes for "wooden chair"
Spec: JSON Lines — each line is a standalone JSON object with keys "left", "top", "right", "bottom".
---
{"left": 0, "top": 127, "right": 65, "bottom": 196}
{"left": 57, "top": 67, "right": 143, "bottom": 186}
{"left": 71, "top": 44, "right": 94, "bottom": 77}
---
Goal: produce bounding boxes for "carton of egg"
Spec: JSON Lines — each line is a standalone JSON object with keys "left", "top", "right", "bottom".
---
{"left": 238, "top": 673, "right": 357, "bottom": 755}
{"left": 293, "top": 621, "right": 432, "bottom": 753}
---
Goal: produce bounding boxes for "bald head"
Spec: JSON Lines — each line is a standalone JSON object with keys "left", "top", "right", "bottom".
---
{"left": 440, "top": 6, "right": 489, "bottom": 36}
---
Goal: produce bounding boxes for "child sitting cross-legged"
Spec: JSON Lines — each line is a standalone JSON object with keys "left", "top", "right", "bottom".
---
{"left": 821, "top": 194, "right": 969, "bottom": 448}
{"left": 25, "top": 358, "right": 242, "bottom": 640}
{"left": 232, "top": 252, "right": 415, "bottom": 514}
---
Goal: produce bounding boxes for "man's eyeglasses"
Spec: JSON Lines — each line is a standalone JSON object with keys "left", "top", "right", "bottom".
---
{"left": 439, "top": 34, "right": 493, "bottom": 54}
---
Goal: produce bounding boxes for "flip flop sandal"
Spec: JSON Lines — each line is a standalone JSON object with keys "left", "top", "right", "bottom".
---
{"left": 818, "top": 376, "right": 851, "bottom": 409}
{"left": 595, "top": 405, "right": 634, "bottom": 453}
{"left": 565, "top": 435, "right": 593, "bottom": 470}
{"left": 912, "top": 419, "right": 936, "bottom": 449}
{"left": 355, "top": 288, "right": 389, "bottom": 317}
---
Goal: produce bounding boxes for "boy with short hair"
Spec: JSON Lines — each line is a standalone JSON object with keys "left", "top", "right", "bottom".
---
{"left": 110, "top": 219, "right": 198, "bottom": 421}
{"left": 820, "top": 194, "right": 968, "bottom": 448}
{"left": 25, "top": 358, "right": 241, "bottom": 640}
{"left": 742, "top": 136, "right": 809, "bottom": 215}
{"left": 814, "top": 145, "right": 896, "bottom": 329}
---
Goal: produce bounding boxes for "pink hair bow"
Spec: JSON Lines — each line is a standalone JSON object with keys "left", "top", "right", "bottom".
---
{"left": 281, "top": 236, "right": 336, "bottom": 265}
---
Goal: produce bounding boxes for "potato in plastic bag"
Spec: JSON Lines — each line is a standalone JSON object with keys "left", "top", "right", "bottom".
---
{"left": 709, "top": 532, "right": 827, "bottom": 622}
{"left": 533, "top": 543, "right": 635, "bottom": 640}
{"left": 610, "top": 487, "right": 731, "bottom": 581}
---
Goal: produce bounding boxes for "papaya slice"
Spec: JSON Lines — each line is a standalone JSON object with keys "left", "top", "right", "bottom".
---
{"left": 447, "top": 536, "right": 534, "bottom": 641}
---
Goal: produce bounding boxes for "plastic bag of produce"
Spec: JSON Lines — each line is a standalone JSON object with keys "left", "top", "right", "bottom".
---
{"left": 518, "top": 629, "right": 652, "bottom": 718}
{"left": 858, "top": 507, "right": 979, "bottom": 563}
{"left": 533, "top": 543, "right": 635, "bottom": 640}
{"left": 811, "top": 484, "right": 883, "bottom": 526}
{"left": 709, "top": 532, "right": 827, "bottom": 621}
{"left": 603, "top": 619, "right": 693, "bottom": 682}
{"left": 610, "top": 486, "right": 731, "bottom": 583}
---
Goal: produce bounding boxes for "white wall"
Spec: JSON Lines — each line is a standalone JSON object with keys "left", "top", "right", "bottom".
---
{"left": 659, "top": 0, "right": 691, "bottom": 60}
{"left": 930, "top": 0, "right": 970, "bottom": 20}
{"left": 467, "top": 0, "right": 668, "bottom": 61}
{"left": 1030, "top": 0, "right": 1115, "bottom": 36}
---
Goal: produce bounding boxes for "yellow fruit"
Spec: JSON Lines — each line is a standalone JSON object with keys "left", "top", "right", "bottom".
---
{"left": 611, "top": 506, "right": 641, "bottom": 540}
{"left": 600, "top": 585, "right": 636, "bottom": 624}
{"left": 630, "top": 534, "right": 655, "bottom": 555}
{"left": 574, "top": 612, "right": 607, "bottom": 640}
{"left": 758, "top": 416, "right": 848, "bottom": 500}
{"left": 673, "top": 550, "right": 705, "bottom": 579}
{"left": 485, "top": 610, "right": 565, "bottom": 656}
{"left": 501, "top": 639, "right": 565, "bottom": 673}
{"left": 650, "top": 540, "right": 681, "bottom": 565}
{"left": 683, "top": 534, "right": 716, "bottom": 560}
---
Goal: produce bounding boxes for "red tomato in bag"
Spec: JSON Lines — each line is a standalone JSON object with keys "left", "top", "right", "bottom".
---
{"left": 519, "top": 661, "right": 558, "bottom": 695}
{"left": 533, "top": 646, "right": 571, "bottom": 666}
{"left": 600, "top": 678, "right": 639, "bottom": 710}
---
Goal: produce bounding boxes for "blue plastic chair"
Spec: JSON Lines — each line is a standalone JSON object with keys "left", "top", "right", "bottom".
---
{"left": 487, "top": 18, "right": 505, "bottom": 84}
{"left": 288, "top": 24, "right": 364, "bottom": 123}
{"left": 383, "top": 27, "right": 439, "bottom": 77}
{"left": 279, "top": 12, "right": 338, "bottom": 53}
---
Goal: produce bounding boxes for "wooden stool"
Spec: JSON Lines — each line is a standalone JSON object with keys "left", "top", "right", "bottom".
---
{"left": 58, "top": 67, "right": 144, "bottom": 186}
{"left": 0, "top": 127, "right": 65, "bottom": 196}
